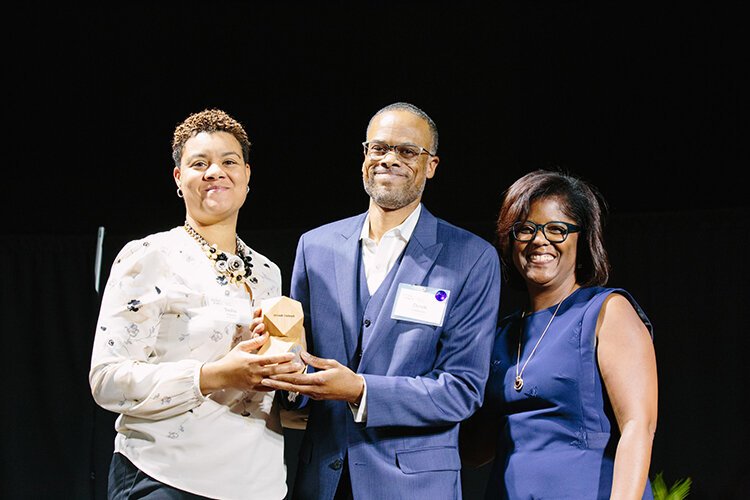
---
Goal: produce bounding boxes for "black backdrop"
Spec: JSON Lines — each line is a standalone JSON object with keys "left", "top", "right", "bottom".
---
{"left": 3, "top": 2, "right": 748, "bottom": 499}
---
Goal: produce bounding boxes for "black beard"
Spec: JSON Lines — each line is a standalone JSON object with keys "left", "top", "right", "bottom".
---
{"left": 363, "top": 177, "right": 425, "bottom": 210}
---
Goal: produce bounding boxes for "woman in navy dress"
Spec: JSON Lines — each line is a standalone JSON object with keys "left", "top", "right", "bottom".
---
{"left": 460, "top": 169, "right": 658, "bottom": 499}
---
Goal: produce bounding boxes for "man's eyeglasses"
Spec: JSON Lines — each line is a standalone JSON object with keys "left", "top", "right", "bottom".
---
{"left": 511, "top": 221, "right": 582, "bottom": 243}
{"left": 362, "top": 141, "right": 434, "bottom": 162}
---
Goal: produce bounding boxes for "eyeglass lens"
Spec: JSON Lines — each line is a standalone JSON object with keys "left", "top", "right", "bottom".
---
{"left": 364, "top": 142, "right": 424, "bottom": 161}
{"left": 513, "top": 222, "right": 571, "bottom": 242}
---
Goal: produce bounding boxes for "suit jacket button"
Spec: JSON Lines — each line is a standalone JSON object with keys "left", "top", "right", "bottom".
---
{"left": 363, "top": 319, "right": 371, "bottom": 327}
{"left": 330, "top": 458, "right": 343, "bottom": 470}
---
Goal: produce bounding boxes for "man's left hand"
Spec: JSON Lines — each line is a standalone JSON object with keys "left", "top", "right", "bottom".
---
{"left": 261, "top": 351, "right": 364, "bottom": 404}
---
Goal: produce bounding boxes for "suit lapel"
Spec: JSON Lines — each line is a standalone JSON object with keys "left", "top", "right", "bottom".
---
{"left": 358, "top": 207, "right": 443, "bottom": 373}
{"left": 333, "top": 213, "right": 367, "bottom": 364}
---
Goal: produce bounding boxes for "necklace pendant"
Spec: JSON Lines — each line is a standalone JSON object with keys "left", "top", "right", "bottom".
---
{"left": 514, "top": 376, "right": 524, "bottom": 391}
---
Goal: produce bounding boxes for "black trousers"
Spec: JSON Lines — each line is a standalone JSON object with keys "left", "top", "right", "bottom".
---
{"left": 108, "top": 452, "right": 209, "bottom": 500}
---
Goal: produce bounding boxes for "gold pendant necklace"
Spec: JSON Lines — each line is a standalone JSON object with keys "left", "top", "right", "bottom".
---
{"left": 514, "top": 286, "right": 576, "bottom": 391}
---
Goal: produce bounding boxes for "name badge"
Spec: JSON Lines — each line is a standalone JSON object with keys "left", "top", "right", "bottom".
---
{"left": 391, "top": 283, "right": 450, "bottom": 327}
{"left": 191, "top": 295, "right": 254, "bottom": 325}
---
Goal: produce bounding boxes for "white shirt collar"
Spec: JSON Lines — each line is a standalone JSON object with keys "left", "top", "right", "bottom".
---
{"left": 359, "top": 203, "right": 422, "bottom": 243}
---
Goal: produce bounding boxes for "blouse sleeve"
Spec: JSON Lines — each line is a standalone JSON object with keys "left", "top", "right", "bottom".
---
{"left": 89, "top": 238, "right": 206, "bottom": 420}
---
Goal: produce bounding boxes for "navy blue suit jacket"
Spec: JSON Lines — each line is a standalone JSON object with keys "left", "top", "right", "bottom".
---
{"left": 289, "top": 206, "right": 501, "bottom": 500}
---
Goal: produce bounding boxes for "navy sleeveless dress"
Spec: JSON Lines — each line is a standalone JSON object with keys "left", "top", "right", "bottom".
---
{"left": 483, "top": 287, "right": 654, "bottom": 500}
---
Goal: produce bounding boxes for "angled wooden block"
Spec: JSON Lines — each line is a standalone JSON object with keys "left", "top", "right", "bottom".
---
{"left": 258, "top": 296, "right": 307, "bottom": 372}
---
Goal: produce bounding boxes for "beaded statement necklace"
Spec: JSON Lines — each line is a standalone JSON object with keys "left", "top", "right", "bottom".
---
{"left": 183, "top": 221, "right": 256, "bottom": 287}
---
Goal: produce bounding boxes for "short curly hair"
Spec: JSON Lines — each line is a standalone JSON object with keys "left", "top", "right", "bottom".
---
{"left": 171, "top": 108, "right": 251, "bottom": 167}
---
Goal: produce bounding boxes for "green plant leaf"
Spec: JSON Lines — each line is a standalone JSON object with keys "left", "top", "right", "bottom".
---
{"left": 666, "top": 477, "right": 692, "bottom": 500}
{"left": 652, "top": 471, "right": 668, "bottom": 500}
{"left": 651, "top": 471, "right": 691, "bottom": 500}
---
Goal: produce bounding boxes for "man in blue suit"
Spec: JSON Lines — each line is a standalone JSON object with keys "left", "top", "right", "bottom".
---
{"left": 263, "top": 102, "right": 501, "bottom": 499}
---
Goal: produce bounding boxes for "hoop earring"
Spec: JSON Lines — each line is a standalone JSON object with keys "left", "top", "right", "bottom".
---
{"left": 246, "top": 186, "right": 250, "bottom": 193}
{"left": 177, "top": 187, "right": 184, "bottom": 198}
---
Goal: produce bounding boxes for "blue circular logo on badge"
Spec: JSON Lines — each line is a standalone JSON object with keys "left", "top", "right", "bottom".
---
{"left": 435, "top": 290, "right": 447, "bottom": 302}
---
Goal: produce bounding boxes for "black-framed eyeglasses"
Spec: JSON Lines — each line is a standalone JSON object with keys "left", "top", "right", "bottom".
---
{"left": 362, "top": 141, "right": 434, "bottom": 162}
{"left": 511, "top": 221, "right": 582, "bottom": 243}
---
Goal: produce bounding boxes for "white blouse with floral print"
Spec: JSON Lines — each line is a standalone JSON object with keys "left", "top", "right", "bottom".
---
{"left": 89, "top": 227, "right": 287, "bottom": 500}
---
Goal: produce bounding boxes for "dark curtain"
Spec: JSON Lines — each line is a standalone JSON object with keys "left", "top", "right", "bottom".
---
{"left": 1, "top": 234, "right": 102, "bottom": 498}
{"left": 605, "top": 208, "right": 747, "bottom": 499}
{"left": 3, "top": 207, "right": 747, "bottom": 499}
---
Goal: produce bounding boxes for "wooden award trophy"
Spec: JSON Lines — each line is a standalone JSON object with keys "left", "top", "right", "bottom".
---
{"left": 257, "top": 296, "right": 307, "bottom": 373}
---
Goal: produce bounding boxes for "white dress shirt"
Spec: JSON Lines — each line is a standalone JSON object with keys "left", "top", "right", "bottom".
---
{"left": 89, "top": 227, "right": 286, "bottom": 500}
{"left": 359, "top": 203, "right": 421, "bottom": 294}
{"left": 351, "top": 204, "right": 422, "bottom": 421}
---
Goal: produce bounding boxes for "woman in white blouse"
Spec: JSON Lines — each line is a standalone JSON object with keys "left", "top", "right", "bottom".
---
{"left": 89, "top": 108, "right": 302, "bottom": 499}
